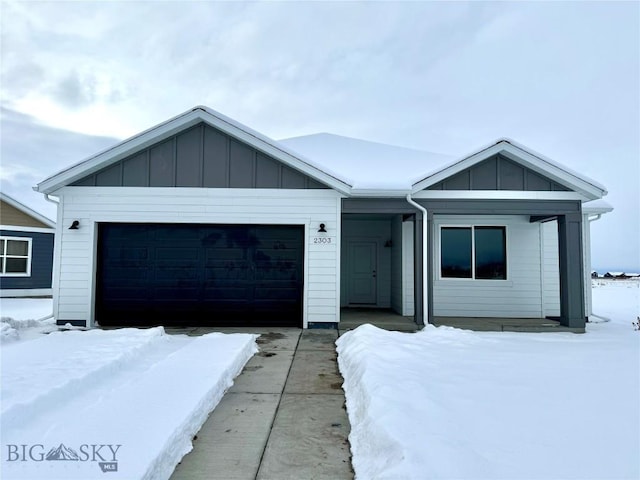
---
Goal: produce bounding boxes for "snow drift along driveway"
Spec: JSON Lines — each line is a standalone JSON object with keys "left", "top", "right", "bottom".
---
{"left": 1, "top": 327, "right": 257, "bottom": 480}
{"left": 337, "top": 282, "right": 639, "bottom": 480}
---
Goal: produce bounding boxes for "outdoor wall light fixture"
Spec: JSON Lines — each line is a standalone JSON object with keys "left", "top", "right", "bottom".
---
{"left": 69, "top": 220, "right": 80, "bottom": 230}
{"left": 318, "top": 223, "right": 327, "bottom": 233}
{"left": 384, "top": 240, "right": 393, "bottom": 248}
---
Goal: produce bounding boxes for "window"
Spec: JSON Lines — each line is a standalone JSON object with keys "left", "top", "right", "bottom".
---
{"left": 440, "top": 226, "right": 506, "bottom": 280}
{"left": 0, "top": 237, "right": 32, "bottom": 276}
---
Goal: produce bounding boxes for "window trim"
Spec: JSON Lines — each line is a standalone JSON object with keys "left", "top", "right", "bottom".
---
{"left": 0, "top": 236, "right": 33, "bottom": 277}
{"left": 438, "top": 225, "right": 508, "bottom": 281}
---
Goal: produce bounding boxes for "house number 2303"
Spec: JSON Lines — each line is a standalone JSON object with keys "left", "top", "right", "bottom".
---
{"left": 313, "top": 237, "right": 332, "bottom": 244}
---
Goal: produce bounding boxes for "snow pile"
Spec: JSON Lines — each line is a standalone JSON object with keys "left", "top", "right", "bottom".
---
{"left": 0, "top": 321, "right": 20, "bottom": 343}
{"left": 1, "top": 327, "right": 257, "bottom": 480}
{"left": 0, "top": 297, "right": 52, "bottom": 321}
{"left": 0, "top": 298, "right": 55, "bottom": 343}
{"left": 337, "top": 283, "right": 640, "bottom": 479}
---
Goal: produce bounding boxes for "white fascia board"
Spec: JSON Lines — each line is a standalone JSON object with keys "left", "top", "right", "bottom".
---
{"left": 411, "top": 140, "right": 606, "bottom": 200}
{"left": 0, "top": 225, "right": 55, "bottom": 234}
{"left": 36, "top": 109, "right": 203, "bottom": 194}
{"left": 0, "top": 192, "right": 56, "bottom": 228}
{"left": 582, "top": 199, "right": 614, "bottom": 215}
{"left": 349, "top": 188, "right": 412, "bottom": 197}
{"left": 36, "top": 106, "right": 353, "bottom": 196}
{"left": 412, "top": 190, "right": 589, "bottom": 201}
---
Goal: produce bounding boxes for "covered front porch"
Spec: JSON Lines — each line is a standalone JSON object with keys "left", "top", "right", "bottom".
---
{"left": 337, "top": 308, "right": 584, "bottom": 333}
{"left": 340, "top": 197, "right": 587, "bottom": 332}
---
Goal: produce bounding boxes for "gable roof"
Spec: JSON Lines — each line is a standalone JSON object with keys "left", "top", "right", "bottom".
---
{"left": 35, "top": 106, "right": 607, "bottom": 201}
{"left": 0, "top": 192, "right": 56, "bottom": 229}
{"left": 411, "top": 138, "right": 607, "bottom": 200}
{"left": 35, "top": 106, "right": 353, "bottom": 195}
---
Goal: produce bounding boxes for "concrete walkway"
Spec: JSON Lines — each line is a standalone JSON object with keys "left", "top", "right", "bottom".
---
{"left": 170, "top": 328, "right": 353, "bottom": 480}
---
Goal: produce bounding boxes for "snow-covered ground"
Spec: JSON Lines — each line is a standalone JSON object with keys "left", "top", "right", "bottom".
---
{"left": 0, "top": 298, "right": 57, "bottom": 343}
{"left": 0, "top": 304, "right": 257, "bottom": 480}
{"left": 2, "top": 282, "right": 637, "bottom": 479}
{"left": 338, "top": 280, "right": 640, "bottom": 480}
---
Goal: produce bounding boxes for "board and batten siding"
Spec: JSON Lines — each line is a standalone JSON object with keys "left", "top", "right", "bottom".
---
{"left": 432, "top": 214, "right": 545, "bottom": 318}
{"left": 54, "top": 187, "right": 341, "bottom": 327}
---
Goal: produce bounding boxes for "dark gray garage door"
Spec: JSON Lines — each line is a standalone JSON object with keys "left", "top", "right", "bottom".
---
{"left": 96, "top": 223, "right": 304, "bottom": 327}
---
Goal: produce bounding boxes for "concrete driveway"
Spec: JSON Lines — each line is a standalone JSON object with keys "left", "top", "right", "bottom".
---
{"left": 170, "top": 328, "right": 353, "bottom": 480}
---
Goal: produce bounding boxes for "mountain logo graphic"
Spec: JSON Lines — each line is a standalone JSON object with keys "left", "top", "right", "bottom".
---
{"left": 45, "top": 443, "right": 80, "bottom": 461}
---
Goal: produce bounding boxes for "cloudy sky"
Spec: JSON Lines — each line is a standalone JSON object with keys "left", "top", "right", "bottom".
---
{"left": 1, "top": 1, "right": 638, "bottom": 271}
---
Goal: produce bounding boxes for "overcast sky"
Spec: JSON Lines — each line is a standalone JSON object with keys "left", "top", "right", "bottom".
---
{"left": 1, "top": 1, "right": 638, "bottom": 271}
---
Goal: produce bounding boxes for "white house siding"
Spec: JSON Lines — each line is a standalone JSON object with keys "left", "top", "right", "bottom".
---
{"left": 432, "top": 214, "right": 544, "bottom": 318}
{"left": 54, "top": 187, "right": 342, "bottom": 327}
{"left": 541, "top": 220, "right": 561, "bottom": 317}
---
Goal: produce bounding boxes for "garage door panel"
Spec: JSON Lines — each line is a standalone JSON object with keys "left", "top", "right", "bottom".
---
{"left": 255, "top": 287, "right": 300, "bottom": 300}
{"left": 103, "top": 246, "right": 149, "bottom": 259}
{"left": 202, "top": 287, "right": 252, "bottom": 300}
{"left": 154, "top": 267, "right": 200, "bottom": 281}
{"left": 97, "top": 223, "right": 303, "bottom": 326}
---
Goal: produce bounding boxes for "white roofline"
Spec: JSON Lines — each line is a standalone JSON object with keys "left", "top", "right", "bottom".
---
{"left": 0, "top": 192, "right": 56, "bottom": 228}
{"left": 34, "top": 108, "right": 608, "bottom": 202}
{"left": 36, "top": 106, "right": 353, "bottom": 195}
{"left": 411, "top": 138, "right": 607, "bottom": 200}
{"left": 582, "top": 199, "right": 614, "bottom": 215}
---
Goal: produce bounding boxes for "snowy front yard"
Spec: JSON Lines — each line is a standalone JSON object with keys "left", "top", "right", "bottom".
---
{"left": 338, "top": 280, "right": 640, "bottom": 479}
{"left": 1, "top": 281, "right": 638, "bottom": 479}
{"left": 0, "top": 317, "right": 257, "bottom": 480}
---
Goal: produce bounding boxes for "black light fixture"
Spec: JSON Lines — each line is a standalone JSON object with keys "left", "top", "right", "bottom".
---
{"left": 318, "top": 223, "right": 327, "bottom": 233}
{"left": 69, "top": 220, "right": 80, "bottom": 230}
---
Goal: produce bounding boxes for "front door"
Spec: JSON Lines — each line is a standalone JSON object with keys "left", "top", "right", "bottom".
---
{"left": 348, "top": 241, "right": 377, "bottom": 304}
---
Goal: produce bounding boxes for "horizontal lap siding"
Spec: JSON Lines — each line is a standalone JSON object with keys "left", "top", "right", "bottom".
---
{"left": 55, "top": 187, "right": 341, "bottom": 325}
{"left": 433, "top": 215, "right": 543, "bottom": 318}
{"left": 0, "top": 229, "right": 54, "bottom": 290}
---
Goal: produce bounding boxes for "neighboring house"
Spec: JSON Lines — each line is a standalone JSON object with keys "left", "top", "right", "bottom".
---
{"left": 0, "top": 193, "right": 55, "bottom": 297}
{"left": 604, "top": 272, "right": 639, "bottom": 279}
{"left": 35, "top": 106, "right": 611, "bottom": 330}
{"left": 591, "top": 271, "right": 599, "bottom": 279}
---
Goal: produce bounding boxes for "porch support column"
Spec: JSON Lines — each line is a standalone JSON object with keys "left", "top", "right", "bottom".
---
{"left": 426, "top": 211, "right": 434, "bottom": 323}
{"left": 558, "top": 213, "right": 586, "bottom": 328}
{"left": 414, "top": 214, "right": 424, "bottom": 325}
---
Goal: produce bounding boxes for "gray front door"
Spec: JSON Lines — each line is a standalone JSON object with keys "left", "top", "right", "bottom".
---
{"left": 348, "top": 241, "right": 377, "bottom": 304}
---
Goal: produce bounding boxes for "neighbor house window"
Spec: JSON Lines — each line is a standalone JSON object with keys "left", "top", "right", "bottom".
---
{"left": 0, "top": 237, "right": 32, "bottom": 276}
{"left": 440, "top": 226, "right": 506, "bottom": 280}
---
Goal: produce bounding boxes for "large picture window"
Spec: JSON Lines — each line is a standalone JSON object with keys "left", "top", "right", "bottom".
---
{"left": 0, "top": 237, "right": 32, "bottom": 276}
{"left": 440, "top": 226, "right": 506, "bottom": 280}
